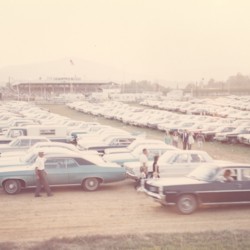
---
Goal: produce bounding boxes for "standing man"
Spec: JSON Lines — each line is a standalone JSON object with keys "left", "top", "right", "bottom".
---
{"left": 182, "top": 130, "right": 189, "bottom": 150}
{"left": 139, "top": 148, "right": 149, "bottom": 178}
{"left": 135, "top": 148, "right": 149, "bottom": 191}
{"left": 34, "top": 152, "right": 53, "bottom": 197}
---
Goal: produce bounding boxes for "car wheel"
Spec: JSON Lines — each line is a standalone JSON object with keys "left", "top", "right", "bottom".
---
{"left": 3, "top": 179, "right": 21, "bottom": 195}
{"left": 83, "top": 178, "right": 100, "bottom": 191}
{"left": 176, "top": 194, "right": 197, "bottom": 214}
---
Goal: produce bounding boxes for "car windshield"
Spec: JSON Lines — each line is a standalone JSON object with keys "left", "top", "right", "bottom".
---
{"left": 187, "top": 166, "right": 219, "bottom": 181}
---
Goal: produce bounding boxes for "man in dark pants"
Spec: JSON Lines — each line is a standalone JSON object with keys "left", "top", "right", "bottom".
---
{"left": 182, "top": 130, "right": 189, "bottom": 150}
{"left": 34, "top": 151, "right": 53, "bottom": 197}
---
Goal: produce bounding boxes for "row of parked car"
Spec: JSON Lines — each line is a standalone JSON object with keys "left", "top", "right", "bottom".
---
{"left": 66, "top": 99, "right": 250, "bottom": 145}
{"left": 0, "top": 100, "right": 250, "bottom": 215}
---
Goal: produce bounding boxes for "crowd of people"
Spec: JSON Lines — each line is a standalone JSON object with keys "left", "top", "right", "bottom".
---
{"left": 164, "top": 130, "right": 205, "bottom": 150}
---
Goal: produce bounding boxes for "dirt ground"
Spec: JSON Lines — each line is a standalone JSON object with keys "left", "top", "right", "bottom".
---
{"left": 0, "top": 104, "right": 249, "bottom": 243}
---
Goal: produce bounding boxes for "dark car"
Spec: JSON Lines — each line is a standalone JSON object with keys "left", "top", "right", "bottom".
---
{"left": 144, "top": 163, "right": 250, "bottom": 214}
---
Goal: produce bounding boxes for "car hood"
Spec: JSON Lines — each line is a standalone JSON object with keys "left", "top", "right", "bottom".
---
{"left": 0, "top": 157, "right": 23, "bottom": 166}
{"left": 146, "top": 177, "right": 206, "bottom": 187}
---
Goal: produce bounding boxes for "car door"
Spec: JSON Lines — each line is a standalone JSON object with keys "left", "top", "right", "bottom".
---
{"left": 67, "top": 157, "right": 93, "bottom": 184}
{"left": 198, "top": 169, "right": 244, "bottom": 203}
{"left": 44, "top": 157, "right": 68, "bottom": 185}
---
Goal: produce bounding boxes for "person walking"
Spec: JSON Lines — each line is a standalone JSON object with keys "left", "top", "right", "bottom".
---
{"left": 34, "top": 151, "right": 53, "bottom": 197}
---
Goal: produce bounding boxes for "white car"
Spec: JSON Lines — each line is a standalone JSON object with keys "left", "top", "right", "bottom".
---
{"left": 237, "top": 134, "right": 250, "bottom": 145}
{"left": 104, "top": 139, "right": 166, "bottom": 155}
{"left": 125, "top": 150, "right": 227, "bottom": 180}
{"left": 0, "top": 136, "right": 50, "bottom": 154}
{"left": 103, "top": 144, "right": 178, "bottom": 166}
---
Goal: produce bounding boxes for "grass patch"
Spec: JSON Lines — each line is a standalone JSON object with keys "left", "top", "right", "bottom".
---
{"left": 1, "top": 231, "right": 250, "bottom": 250}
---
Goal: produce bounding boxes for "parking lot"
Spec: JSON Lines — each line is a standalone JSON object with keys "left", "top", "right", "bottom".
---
{"left": 0, "top": 103, "right": 249, "bottom": 243}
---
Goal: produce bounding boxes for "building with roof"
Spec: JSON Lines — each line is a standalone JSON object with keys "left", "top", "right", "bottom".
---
{"left": 9, "top": 77, "right": 120, "bottom": 100}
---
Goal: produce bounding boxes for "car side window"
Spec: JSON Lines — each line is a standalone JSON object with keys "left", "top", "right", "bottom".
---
{"left": 75, "top": 157, "right": 93, "bottom": 165}
{"left": 242, "top": 169, "right": 250, "bottom": 181}
{"left": 217, "top": 169, "right": 237, "bottom": 181}
{"left": 31, "top": 139, "right": 44, "bottom": 146}
{"left": 12, "top": 139, "right": 21, "bottom": 146}
{"left": 110, "top": 139, "right": 118, "bottom": 145}
{"left": 190, "top": 154, "right": 206, "bottom": 163}
{"left": 45, "top": 158, "right": 66, "bottom": 169}
{"left": 66, "top": 158, "right": 79, "bottom": 168}
{"left": 20, "top": 140, "right": 30, "bottom": 147}
{"left": 173, "top": 154, "right": 188, "bottom": 163}
{"left": 190, "top": 154, "right": 201, "bottom": 162}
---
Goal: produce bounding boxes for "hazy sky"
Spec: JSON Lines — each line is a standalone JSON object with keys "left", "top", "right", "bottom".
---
{"left": 0, "top": 0, "right": 250, "bottom": 83}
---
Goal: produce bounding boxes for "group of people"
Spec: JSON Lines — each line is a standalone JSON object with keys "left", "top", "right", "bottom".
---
{"left": 136, "top": 148, "right": 160, "bottom": 191}
{"left": 164, "top": 130, "right": 205, "bottom": 150}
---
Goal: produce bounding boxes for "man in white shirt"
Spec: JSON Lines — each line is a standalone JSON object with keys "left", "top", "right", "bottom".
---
{"left": 139, "top": 148, "right": 149, "bottom": 178}
{"left": 34, "top": 152, "right": 53, "bottom": 197}
{"left": 136, "top": 148, "right": 149, "bottom": 191}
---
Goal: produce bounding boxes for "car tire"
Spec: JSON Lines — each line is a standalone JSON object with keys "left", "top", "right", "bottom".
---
{"left": 3, "top": 179, "right": 21, "bottom": 195}
{"left": 176, "top": 194, "right": 197, "bottom": 214}
{"left": 83, "top": 178, "right": 100, "bottom": 191}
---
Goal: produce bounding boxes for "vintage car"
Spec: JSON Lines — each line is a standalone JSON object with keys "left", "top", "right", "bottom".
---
{"left": 104, "top": 139, "right": 166, "bottom": 155}
{"left": 125, "top": 150, "right": 222, "bottom": 180}
{"left": 214, "top": 126, "right": 250, "bottom": 143}
{"left": 0, "top": 152, "right": 126, "bottom": 194}
{"left": 237, "top": 134, "right": 250, "bottom": 145}
{"left": 0, "top": 136, "right": 50, "bottom": 154}
{"left": 78, "top": 135, "right": 138, "bottom": 155}
{"left": 144, "top": 163, "right": 250, "bottom": 214}
{"left": 103, "top": 144, "right": 177, "bottom": 166}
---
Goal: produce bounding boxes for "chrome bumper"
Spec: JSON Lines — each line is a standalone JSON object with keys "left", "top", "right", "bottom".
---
{"left": 126, "top": 171, "right": 138, "bottom": 180}
{"left": 144, "top": 190, "right": 170, "bottom": 206}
